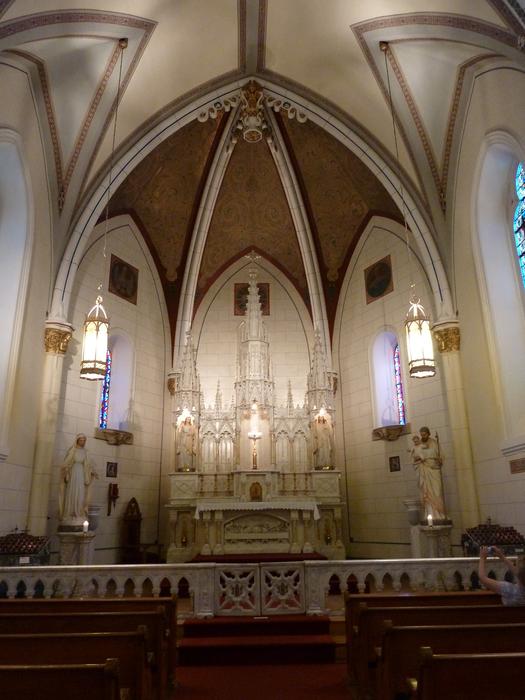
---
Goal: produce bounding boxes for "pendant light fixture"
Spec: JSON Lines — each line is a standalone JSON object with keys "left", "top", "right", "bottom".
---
{"left": 80, "top": 38, "right": 127, "bottom": 380}
{"left": 380, "top": 41, "right": 435, "bottom": 379}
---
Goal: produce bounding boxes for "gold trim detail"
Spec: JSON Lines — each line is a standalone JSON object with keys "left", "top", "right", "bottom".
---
{"left": 44, "top": 328, "right": 72, "bottom": 354}
{"left": 433, "top": 327, "right": 460, "bottom": 353}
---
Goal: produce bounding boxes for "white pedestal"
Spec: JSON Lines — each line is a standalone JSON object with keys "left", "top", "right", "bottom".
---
{"left": 419, "top": 523, "right": 453, "bottom": 558}
{"left": 57, "top": 531, "right": 96, "bottom": 565}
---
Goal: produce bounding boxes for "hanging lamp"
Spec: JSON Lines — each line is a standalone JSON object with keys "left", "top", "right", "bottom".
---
{"left": 380, "top": 41, "right": 435, "bottom": 379}
{"left": 80, "top": 38, "right": 127, "bottom": 380}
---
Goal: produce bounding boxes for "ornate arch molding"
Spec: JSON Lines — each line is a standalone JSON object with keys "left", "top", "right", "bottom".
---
{"left": 52, "top": 76, "right": 453, "bottom": 349}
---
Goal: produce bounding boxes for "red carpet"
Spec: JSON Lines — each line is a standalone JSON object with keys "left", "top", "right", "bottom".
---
{"left": 175, "top": 662, "right": 351, "bottom": 699}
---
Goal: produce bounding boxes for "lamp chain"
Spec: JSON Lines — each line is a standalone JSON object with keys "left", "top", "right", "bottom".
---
{"left": 102, "top": 38, "right": 127, "bottom": 292}
{"left": 382, "top": 44, "right": 415, "bottom": 299}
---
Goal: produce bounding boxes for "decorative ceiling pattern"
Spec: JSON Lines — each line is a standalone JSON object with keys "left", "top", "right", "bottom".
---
{"left": 109, "top": 117, "right": 220, "bottom": 282}
{"left": 198, "top": 136, "right": 306, "bottom": 300}
{"left": 282, "top": 118, "right": 400, "bottom": 283}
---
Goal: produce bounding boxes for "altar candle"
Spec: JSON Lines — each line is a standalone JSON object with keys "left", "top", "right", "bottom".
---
{"left": 83, "top": 520, "right": 89, "bottom": 533}
{"left": 427, "top": 514, "right": 433, "bottom": 527}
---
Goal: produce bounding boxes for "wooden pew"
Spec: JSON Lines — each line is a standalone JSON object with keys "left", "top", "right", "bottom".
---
{"left": 0, "top": 609, "right": 169, "bottom": 698}
{"left": 0, "top": 629, "right": 151, "bottom": 700}
{"left": 0, "top": 658, "right": 120, "bottom": 700}
{"left": 344, "top": 591, "right": 500, "bottom": 684}
{"left": 409, "top": 648, "right": 525, "bottom": 700}
{"left": 0, "top": 595, "right": 177, "bottom": 691}
{"left": 378, "top": 622, "right": 525, "bottom": 700}
{"left": 352, "top": 604, "right": 525, "bottom": 693}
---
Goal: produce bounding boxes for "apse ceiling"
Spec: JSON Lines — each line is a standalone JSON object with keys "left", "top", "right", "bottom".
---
{"left": 1, "top": 0, "right": 524, "bottom": 342}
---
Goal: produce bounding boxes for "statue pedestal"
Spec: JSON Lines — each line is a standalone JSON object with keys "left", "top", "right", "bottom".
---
{"left": 403, "top": 499, "right": 422, "bottom": 558}
{"left": 57, "top": 531, "right": 96, "bottom": 565}
{"left": 419, "top": 523, "right": 453, "bottom": 558}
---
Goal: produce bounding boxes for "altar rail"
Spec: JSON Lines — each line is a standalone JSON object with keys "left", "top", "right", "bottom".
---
{"left": 0, "top": 558, "right": 509, "bottom": 618}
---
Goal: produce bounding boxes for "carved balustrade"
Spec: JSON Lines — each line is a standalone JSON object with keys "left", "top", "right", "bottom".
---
{"left": 0, "top": 557, "right": 509, "bottom": 618}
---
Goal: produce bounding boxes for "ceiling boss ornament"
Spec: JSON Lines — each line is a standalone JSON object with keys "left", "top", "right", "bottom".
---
{"left": 235, "top": 80, "right": 268, "bottom": 143}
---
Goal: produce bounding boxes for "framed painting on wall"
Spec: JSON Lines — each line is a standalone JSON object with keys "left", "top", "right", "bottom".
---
{"left": 109, "top": 254, "right": 139, "bottom": 305}
{"left": 364, "top": 255, "right": 393, "bottom": 304}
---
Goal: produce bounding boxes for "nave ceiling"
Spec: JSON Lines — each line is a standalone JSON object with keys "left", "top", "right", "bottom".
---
{"left": 1, "top": 0, "right": 524, "bottom": 343}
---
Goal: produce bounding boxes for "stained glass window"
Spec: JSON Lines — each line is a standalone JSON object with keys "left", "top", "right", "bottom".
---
{"left": 393, "top": 343, "right": 406, "bottom": 425}
{"left": 513, "top": 162, "right": 525, "bottom": 289}
{"left": 99, "top": 349, "right": 112, "bottom": 429}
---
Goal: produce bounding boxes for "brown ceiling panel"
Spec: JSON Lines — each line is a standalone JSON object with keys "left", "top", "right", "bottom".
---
{"left": 109, "top": 117, "right": 220, "bottom": 282}
{"left": 197, "top": 136, "right": 307, "bottom": 304}
{"left": 281, "top": 118, "right": 400, "bottom": 283}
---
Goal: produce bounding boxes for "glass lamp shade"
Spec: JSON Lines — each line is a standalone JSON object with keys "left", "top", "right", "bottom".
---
{"left": 80, "top": 296, "right": 109, "bottom": 380}
{"left": 405, "top": 298, "right": 435, "bottom": 378}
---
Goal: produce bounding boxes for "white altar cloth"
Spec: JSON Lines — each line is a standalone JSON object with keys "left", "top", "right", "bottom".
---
{"left": 194, "top": 500, "right": 320, "bottom": 520}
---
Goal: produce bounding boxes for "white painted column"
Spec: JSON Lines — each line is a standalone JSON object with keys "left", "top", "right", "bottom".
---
{"left": 26, "top": 319, "right": 73, "bottom": 535}
{"left": 433, "top": 322, "right": 480, "bottom": 529}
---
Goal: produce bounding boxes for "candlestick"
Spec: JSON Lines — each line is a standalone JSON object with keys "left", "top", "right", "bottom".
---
{"left": 427, "top": 514, "right": 433, "bottom": 527}
{"left": 82, "top": 520, "right": 89, "bottom": 533}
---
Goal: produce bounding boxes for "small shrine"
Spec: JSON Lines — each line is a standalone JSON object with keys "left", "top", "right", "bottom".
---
{"left": 166, "top": 265, "right": 344, "bottom": 561}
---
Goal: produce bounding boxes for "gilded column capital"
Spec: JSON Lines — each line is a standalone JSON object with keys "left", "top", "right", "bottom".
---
{"left": 44, "top": 322, "right": 73, "bottom": 354}
{"left": 167, "top": 377, "right": 176, "bottom": 396}
{"left": 433, "top": 325, "right": 460, "bottom": 353}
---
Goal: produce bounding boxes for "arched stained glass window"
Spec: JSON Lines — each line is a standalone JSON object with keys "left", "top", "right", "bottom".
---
{"left": 513, "top": 162, "right": 525, "bottom": 289}
{"left": 393, "top": 343, "right": 406, "bottom": 426}
{"left": 99, "top": 348, "right": 112, "bottom": 429}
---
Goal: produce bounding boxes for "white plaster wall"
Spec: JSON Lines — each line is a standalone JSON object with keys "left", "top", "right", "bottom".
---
{"left": 192, "top": 258, "right": 314, "bottom": 411}
{"left": 0, "top": 63, "right": 53, "bottom": 535}
{"left": 453, "top": 68, "right": 525, "bottom": 536}
{"left": 334, "top": 219, "right": 456, "bottom": 558}
{"left": 51, "top": 218, "right": 170, "bottom": 563}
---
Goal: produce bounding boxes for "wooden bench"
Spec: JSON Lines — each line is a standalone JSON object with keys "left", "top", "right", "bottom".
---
{"left": 352, "top": 604, "right": 525, "bottom": 693}
{"left": 409, "top": 648, "right": 525, "bottom": 700}
{"left": 378, "top": 622, "right": 525, "bottom": 699}
{"left": 344, "top": 590, "right": 499, "bottom": 681}
{"left": 0, "top": 595, "right": 177, "bottom": 691}
{"left": 0, "top": 628, "right": 151, "bottom": 700}
{"left": 0, "top": 609, "right": 169, "bottom": 698}
{"left": 0, "top": 658, "right": 120, "bottom": 700}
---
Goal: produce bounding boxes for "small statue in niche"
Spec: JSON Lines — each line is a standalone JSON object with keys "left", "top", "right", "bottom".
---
{"left": 312, "top": 409, "right": 334, "bottom": 470}
{"left": 176, "top": 412, "right": 197, "bottom": 471}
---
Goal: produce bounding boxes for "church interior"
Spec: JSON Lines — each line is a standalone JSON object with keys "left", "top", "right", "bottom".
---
{"left": 2, "top": 1, "right": 525, "bottom": 697}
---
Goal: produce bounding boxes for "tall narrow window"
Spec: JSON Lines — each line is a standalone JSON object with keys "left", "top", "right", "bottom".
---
{"left": 513, "top": 162, "right": 525, "bottom": 289}
{"left": 393, "top": 343, "right": 406, "bottom": 425}
{"left": 99, "top": 349, "right": 112, "bottom": 429}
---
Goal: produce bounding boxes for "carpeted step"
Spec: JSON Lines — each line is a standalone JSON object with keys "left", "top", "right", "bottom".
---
{"left": 178, "top": 633, "right": 336, "bottom": 665}
{"left": 182, "top": 614, "right": 331, "bottom": 638}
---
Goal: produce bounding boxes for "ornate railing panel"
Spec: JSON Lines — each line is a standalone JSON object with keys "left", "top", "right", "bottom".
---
{"left": 260, "top": 564, "right": 305, "bottom": 614}
{"left": 215, "top": 565, "right": 259, "bottom": 616}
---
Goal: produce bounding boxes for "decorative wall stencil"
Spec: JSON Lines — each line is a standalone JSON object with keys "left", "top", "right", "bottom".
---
{"left": 108, "top": 254, "right": 138, "bottom": 304}
{"left": 234, "top": 282, "right": 269, "bottom": 315}
{"left": 364, "top": 255, "right": 393, "bottom": 303}
{"left": 109, "top": 117, "right": 220, "bottom": 282}
{"left": 281, "top": 118, "right": 399, "bottom": 283}
{"left": 198, "top": 137, "right": 307, "bottom": 299}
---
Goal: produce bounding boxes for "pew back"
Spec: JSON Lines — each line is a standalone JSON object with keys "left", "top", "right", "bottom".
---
{"left": 415, "top": 649, "right": 525, "bottom": 700}
{"left": 0, "top": 658, "right": 120, "bottom": 700}
{"left": 379, "top": 622, "right": 525, "bottom": 700}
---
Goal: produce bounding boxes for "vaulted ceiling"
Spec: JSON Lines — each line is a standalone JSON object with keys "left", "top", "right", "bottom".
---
{"left": 1, "top": 0, "right": 524, "bottom": 342}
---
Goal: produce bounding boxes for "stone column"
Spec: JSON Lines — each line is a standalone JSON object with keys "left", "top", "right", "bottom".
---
{"left": 27, "top": 319, "right": 73, "bottom": 535}
{"left": 213, "top": 511, "right": 224, "bottom": 555}
{"left": 433, "top": 322, "right": 480, "bottom": 528}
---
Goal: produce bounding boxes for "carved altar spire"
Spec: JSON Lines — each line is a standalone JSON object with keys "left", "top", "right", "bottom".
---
{"left": 214, "top": 380, "right": 222, "bottom": 414}
{"left": 173, "top": 330, "right": 201, "bottom": 415}
{"left": 235, "top": 263, "right": 274, "bottom": 408}
{"left": 287, "top": 381, "right": 294, "bottom": 417}
{"left": 307, "top": 328, "right": 333, "bottom": 414}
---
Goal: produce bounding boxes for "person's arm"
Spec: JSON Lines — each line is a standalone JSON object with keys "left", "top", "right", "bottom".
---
{"left": 478, "top": 546, "right": 506, "bottom": 594}
{"left": 492, "top": 546, "right": 518, "bottom": 577}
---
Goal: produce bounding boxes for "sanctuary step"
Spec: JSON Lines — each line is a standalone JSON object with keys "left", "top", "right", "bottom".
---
{"left": 191, "top": 552, "right": 327, "bottom": 563}
{"left": 178, "top": 614, "right": 336, "bottom": 665}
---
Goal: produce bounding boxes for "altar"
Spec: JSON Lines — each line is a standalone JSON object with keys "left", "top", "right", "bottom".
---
{"left": 166, "top": 265, "right": 344, "bottom": 561}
